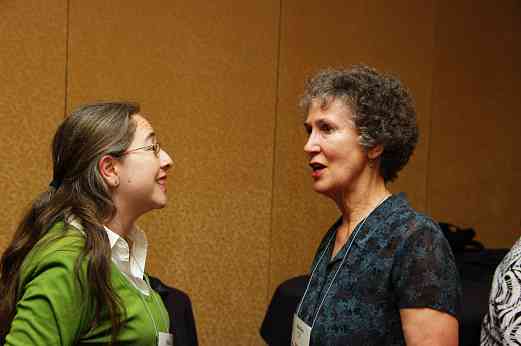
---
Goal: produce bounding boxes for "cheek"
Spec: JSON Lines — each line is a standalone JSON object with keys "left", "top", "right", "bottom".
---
{"left": 123, "top": 170, "right": 135, "bottom": 184}
{"left": 323, "top": 144, "right": 346, "bottom": 162}
{"left": 121, "top": 171, "right": 145, "bottom": 188}
{"left": 329, "top": 146, "right": 365, "bottom": 169}
{"left": 122, "top": 160, "right": 159, "bottom": 184}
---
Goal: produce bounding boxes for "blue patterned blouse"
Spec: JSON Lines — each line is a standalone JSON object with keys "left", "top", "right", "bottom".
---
{"left": 296, "top": 193, "right": 461, "bottom": 346}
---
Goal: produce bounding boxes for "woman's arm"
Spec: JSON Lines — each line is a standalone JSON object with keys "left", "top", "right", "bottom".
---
{"left": 4, "top": 247, "right": 90, "bottom": 346}
{"left": 391, "top": 217, "right": 461, "bottom": 346}
{"left": 400, "top": 307, "right": 458, "bottom": 346}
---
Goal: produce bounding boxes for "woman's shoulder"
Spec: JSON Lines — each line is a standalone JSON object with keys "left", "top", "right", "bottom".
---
{"left": 21, "top": 221, "right": 86, "bottom": 276}
{"left": 496, "top": 237, "right": 521, "bottom": 275}
{"left": 385, "top": 194, "right": 442, "bottom": 235}
{"left": 36, "top": 220, "right": 85, "bottom": 254}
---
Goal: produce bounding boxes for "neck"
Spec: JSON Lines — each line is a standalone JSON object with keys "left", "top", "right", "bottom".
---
{"left": 105, "top": 212, "right": 136, "bottom": 237}
{"left": 335, "top": 174, "right": 391, "bottom": 215}
{"left": 335, "top": 174, "right": 390, "bottom": 237}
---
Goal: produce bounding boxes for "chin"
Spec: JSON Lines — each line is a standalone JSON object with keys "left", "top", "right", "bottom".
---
{"left": 312, "top": 183, "right": 332, "bottom": 196}
{"left": 312, "top": 181, "right": 344, "bottom": 200}
{"left": 155, "top": 199, "right": 168, "bottom": 209}
{"left": 149, "top": 196, "right": 168, "bottom": 210}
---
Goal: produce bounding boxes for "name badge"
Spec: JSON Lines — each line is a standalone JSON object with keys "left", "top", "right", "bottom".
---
{"left": 158, "top": 332, "right": 174, "bottom": 346}
{"left": 291, "top": 313, "right": 311, "bottom": 346}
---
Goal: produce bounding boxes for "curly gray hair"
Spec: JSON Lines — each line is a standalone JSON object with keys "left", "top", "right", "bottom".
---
{"left": 300, "top": 65, "right": 419, "bottom": 182}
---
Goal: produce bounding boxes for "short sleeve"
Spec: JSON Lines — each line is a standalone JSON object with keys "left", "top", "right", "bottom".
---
{"left": 391, "top": 219, "right": 462, "bottom": 318}
{"left": 5, "top": 247, "right": 92, "bottom": 346}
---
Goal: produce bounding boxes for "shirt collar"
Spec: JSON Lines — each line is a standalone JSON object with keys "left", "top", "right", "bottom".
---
{"left": 103, "top": 224, "right": 148, "bottom": 279}
{"left": 65, "top": 215, "right": 150, "bottom": 294}
{"left": 68, "top": 216, "right": 83, "bottom": 233}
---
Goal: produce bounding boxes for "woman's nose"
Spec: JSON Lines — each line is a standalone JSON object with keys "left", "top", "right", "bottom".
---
{"left": 304, "top": 132, "right": 319, "bottom": 154}
{"left": 159, "top": 149, "right": 174, "bottom": 170}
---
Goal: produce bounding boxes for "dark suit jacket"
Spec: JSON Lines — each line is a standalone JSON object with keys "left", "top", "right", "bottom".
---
{"left": 149, "top": 276, "right": 199, "bottom": 346}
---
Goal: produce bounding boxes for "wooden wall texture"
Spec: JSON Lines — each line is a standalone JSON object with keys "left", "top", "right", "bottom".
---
{"left": 1, "top": 1, "right": 519, "bottom": 344}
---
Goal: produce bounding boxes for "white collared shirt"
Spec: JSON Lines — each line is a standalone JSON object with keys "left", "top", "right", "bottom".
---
{"left": 104, "top": 225, "right": 150, "bottom": 295}
{"left": 67, "top": 216, "right": 151, "bottom": 296}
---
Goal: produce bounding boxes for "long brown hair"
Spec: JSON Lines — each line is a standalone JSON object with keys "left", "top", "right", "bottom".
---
{"left": 0, "top": 102, "right": 140, "bottom": 343}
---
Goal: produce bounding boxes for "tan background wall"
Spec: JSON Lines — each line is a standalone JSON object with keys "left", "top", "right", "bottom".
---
{"left": 1, "top": 1, "right": 519, "bottom": 345}
{"left": 428, "top": 0, "right": 521, "bottom": 248}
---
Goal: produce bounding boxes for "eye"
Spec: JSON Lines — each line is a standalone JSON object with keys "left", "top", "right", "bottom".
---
{"left": 152, "top": 143, "right": 161, "bottom": 156}
{"left": 320, "top": 123, "right": 333, "bottom": 133}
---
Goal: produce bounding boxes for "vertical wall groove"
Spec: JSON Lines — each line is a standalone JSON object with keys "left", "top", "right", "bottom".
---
{"left": 425, "top": 0, "right": 440, "bottom": 215}
{"left": 63, "top": 0, "right": 70, "bottom": 118}
{"left": 267, "top": 0, "right": 284, "bottom": 303}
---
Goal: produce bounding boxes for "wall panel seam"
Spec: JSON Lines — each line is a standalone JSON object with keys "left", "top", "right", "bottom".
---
{"left": 267, "top": 0, "right": 283, "bottom": 304}
{"left": 425, "top": 0, "right": 440, "bottom": 215}
{"left": 63, "top": 0, "right": 70, "bottom": 118}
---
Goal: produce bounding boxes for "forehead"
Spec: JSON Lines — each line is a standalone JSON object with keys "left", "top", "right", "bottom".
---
{"left": 305, "top": 98, "right": 354, "bottom": 124}
{"left": 132, "top": 114, "right": 153, "bottom": 130}
{"left": 131, "top": 114, "right": 155, "bottom": 142}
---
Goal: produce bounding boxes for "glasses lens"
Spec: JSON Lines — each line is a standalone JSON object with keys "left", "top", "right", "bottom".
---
{"left": 154, "top": 143, "right": 160, "bottom": 155}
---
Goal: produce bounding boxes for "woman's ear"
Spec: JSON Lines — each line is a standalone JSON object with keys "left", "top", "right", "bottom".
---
{"left": 368, "top": 144, "right": 384, "bottom": 160}
{"left": 99, "top": 155, "right": 119, "bottom": 188}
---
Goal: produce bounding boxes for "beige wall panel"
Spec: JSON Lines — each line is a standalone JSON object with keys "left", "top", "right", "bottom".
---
{"left": 269, "top": 0, "right": 437, "bottom": 294}
{"left": 0, "top": 1, "right": 66, "bottom": 252}
{"left": 429, "top": 0, "right": 521, "bottom": 248}
{"left": 68, "top": 1, "right": 279, "bottom": 344}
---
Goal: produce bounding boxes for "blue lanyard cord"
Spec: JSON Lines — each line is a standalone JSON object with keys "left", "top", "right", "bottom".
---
{"left": 297, "top": 195, "right": 390, "bottom": 328}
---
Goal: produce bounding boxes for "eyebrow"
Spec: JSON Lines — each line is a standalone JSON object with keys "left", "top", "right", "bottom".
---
{"left": 145, "top": 131, "right": 157, "bottom": 142}
{"left": 304, "top": 118, "right": 329, "bottom": 127}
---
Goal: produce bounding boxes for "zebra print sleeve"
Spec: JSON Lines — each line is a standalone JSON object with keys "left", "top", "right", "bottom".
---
{"left": 481, "top": 237, "right": 521, "bottom": 346}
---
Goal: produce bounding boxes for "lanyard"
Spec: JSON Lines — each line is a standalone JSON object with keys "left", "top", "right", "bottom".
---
{"left": 132, "top": 255, "right": 170, "bottom": 340}
{"left": 135, "top": 275, "right": 170, "bottom": 344}
{"left": 296, "top": 195, "right": 390, "bottom": 328}
{"left": 296, "top": 220, "right": 364, "bottom": 328}
{"left": 136, "top": 280, "right": 160, "bottom": 337}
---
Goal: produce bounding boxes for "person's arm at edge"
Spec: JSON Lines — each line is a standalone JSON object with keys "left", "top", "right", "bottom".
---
{"left": 400, "top": 307, "right": 458, "bottom": 346}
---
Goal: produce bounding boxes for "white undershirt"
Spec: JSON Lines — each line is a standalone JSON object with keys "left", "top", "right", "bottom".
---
{"left": 104, "top": 225, "right": 150, "bottom": 295}
{"left": 67, "top": 216, "right": 150, "bottom": 295}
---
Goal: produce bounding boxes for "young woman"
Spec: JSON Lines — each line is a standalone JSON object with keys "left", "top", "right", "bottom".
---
{"left": 0, "top": 102, "right": 174, "bottom": 345}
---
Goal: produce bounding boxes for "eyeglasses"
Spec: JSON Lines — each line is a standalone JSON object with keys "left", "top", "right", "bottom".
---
{"left": 120, "top": 143, "right": 161, "bottom": 157}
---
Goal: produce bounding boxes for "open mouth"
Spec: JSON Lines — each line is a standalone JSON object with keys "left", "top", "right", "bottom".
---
{"left": 310, "top": 162, "right": 326, "bottom": 172}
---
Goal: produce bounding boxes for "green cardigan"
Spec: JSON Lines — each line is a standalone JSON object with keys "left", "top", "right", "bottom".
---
{"left": 5, "top": 221, "right": 170, "bottom": 345}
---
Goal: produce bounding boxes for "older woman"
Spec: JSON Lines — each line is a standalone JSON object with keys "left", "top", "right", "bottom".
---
{"left": 292, "top": 66, "right": 461, "bottom": 345}
{"left": 0, "top": 102, "right": 174, "bottom": 345}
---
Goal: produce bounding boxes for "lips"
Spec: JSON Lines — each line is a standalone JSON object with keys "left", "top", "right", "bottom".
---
{"left": 310, "top": 162, "right": 326, "bottom": 171}
{"left": 309, "top": 162, "right": 326, "bottom": 177}
{"left": 157, "top": 175, "right": 167, "bottom": 191}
